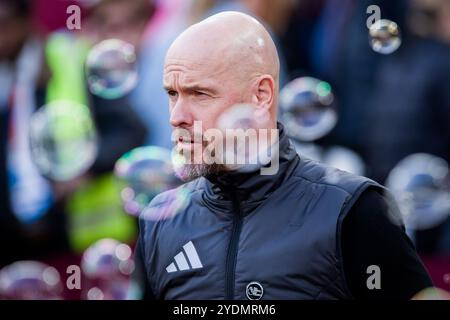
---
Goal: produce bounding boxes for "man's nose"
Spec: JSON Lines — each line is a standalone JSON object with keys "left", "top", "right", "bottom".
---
{"left": 169, "top": 99, "right": 194, "bottom": 128}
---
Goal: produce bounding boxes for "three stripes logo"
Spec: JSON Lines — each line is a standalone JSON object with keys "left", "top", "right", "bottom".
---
{"left": 166, "top": 241, "right": 203, "bottom": 273}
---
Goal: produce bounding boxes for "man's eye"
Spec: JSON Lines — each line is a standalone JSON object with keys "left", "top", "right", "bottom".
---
{"left": 168, "top": 90, "right": 178, "bottom": 97}
{"left": 194, "top": 91, "right": 208, "bottom": 97}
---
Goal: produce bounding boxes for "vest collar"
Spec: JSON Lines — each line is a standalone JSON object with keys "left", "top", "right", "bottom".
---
{"left": 201, "top": 123, "right": 299, "bottom": 214}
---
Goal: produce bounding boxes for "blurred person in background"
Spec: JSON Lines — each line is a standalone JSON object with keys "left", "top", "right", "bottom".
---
{"left": 43, "top": 0, "right": 151, "bottom": 254}
{"left": 366, "top": 0, "right": 450, "bottom": 254}
{"left": 0, "top": 0, "right": 65, "bottom": 266}
{"left": 128, "top": 0, "right": 188, "bottom": 148}
{"left": 0, "top": 0, "right": 149, "bottom": 267}
{"left": 205, "top": 0, "right": 299, "bottom": 88}
{"left": 232, "top": 0, "right": 298, "bottom": 36}
{"left": 279, "top": 0, "right": 325, "bottom": 79}
{"left": 308, "top": 0, "right": 408, "bottom": 157}
{"left": 83, "top": 0, "right": 154, "bottom": 52}
{"left": 79, "top": 0, "right": 151, "bottom": 172}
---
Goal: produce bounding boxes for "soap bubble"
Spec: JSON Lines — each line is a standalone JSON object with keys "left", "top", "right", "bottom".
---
{"left": 217, "top": 103, "right": 269, "bottom": 131}
{"left": 386, "top": 153, "right": 450, "bottom": 230}
{"left": 29, "top": 101, "right": 98, "bottom": 181}
{"left": 322, "top": 146, "right": 366, "bottom": 176}
{"left": 216, "top": 103, "right": 275, "bottom": 172}
{"left": 292, "top": 141, "right": 323, "bottom": 162}
{"left": 82, "top": 238, "right": 134, "bottom": 279}
{"left": 280, "top": 77, "right": 337, "bottom": 142}
{"left": 140, "top": 186, "right": 191, "bottom": 222}
{"left": 86, "top": 39, "right": 138, "bottom": 99}
{"left": 0, "top": 261, "right": 62, "bottom": 300}
{"left": 86, "top": 286, "right": 104, "bottom": 300}
{"left": 114, "top": 146, "right": 180, "bottom": 216}
{"left": 444, "top": 274, "right": 450, "bottom": 284}
{"left": 81, "top": 238, "right": 140, "bottom": 300}
{"left": 369, "top": 19, "right": 401, "bottom": 54}
{"left": 412, "top": 287, "right": 450, "bottom": 300}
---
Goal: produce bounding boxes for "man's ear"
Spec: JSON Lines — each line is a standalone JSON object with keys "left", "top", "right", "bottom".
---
{"left": 251, "top": 75, "right": 275, "bottom": 111}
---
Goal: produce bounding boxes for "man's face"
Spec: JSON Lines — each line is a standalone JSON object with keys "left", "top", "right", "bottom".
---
{"left": 164, "top": 54, "right": 250, "bottom": 180}
{"left": 163, "top": 12, "right": 281, "bottom": 181}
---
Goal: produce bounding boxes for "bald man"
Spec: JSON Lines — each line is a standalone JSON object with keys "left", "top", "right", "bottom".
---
{"left": 136, "top": 12, "right": 432, "bottom": 300}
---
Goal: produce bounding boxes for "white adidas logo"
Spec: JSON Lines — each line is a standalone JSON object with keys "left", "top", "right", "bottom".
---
{"left": 166, "top": 241, "right": 203, "bottom": 273}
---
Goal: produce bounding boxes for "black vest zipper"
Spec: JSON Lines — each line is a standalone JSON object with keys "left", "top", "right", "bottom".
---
{"left": 225, "top": 191, "right": 243, "bottom": 300}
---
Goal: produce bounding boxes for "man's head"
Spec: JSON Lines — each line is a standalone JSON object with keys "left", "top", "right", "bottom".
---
{"left": 0, "top": 0, "right": 31, "bottom": 61}
{"left": 241, "top": 0, "right": 299, "bottom": 35}
{"left": 409, "top": 0, "right": 450, "bottom": 43}
{"left": 84, "top": 0, "right": 154, "bottom": 49}
{"left": 164, "top": 11, "right": 280, "bottom": 181}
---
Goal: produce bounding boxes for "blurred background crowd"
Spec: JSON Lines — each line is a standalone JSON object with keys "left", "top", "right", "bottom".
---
{"left": 1, "top": 0, "right": 450, "bottom": 299}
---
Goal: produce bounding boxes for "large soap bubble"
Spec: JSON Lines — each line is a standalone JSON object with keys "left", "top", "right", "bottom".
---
{"left": 86, "top": 39, "right": 138, "bottom": 99}
{"left": 280, "top": 77, "right": 337, "bottom": 142}
{"left": 29, "top": 101, "right": 98, "bottom": 181}
{"left": 114, "top": 146, "right": 180, "bottom": 216}
{"left": 81, "top": 238, "right": 139, "bottom": 300}
{"left": 0, "top": 261, "right": 62, "bottom": 300}
{"left": 386, "top": 153, "right": 450, "bottom": 230}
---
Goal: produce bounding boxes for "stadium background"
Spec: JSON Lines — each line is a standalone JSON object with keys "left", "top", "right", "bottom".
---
{"left": 1, "top": 0, "right": 450, "bottom": 299}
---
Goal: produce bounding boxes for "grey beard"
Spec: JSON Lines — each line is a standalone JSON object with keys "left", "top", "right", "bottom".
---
{"left": 175, "top": 163, "right": 225, "bottom": 182}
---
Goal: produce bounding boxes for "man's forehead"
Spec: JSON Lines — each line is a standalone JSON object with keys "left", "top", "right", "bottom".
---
{"left": 163, "top": 72, "right": 216, "bottom": 88}
{"left": 164, "top": 57, "right": 208, "bottom": 72}
{"left": 164, "top": 56, "right": 230, "bottom": 83}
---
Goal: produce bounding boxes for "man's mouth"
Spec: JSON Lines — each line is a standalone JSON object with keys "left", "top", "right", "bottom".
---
{"left": 177, "top": 136, "right": 203, "bottom": 148}
{"left": 178, "top": 136, "right": 193, "bottom": 144}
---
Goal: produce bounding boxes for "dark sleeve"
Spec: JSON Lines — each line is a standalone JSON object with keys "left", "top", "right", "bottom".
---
{"left": 341, "top": 187, "right": 433, "bottom": 300}
{"left": 133, "top": 234, "right": 156, "bottom": 300}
